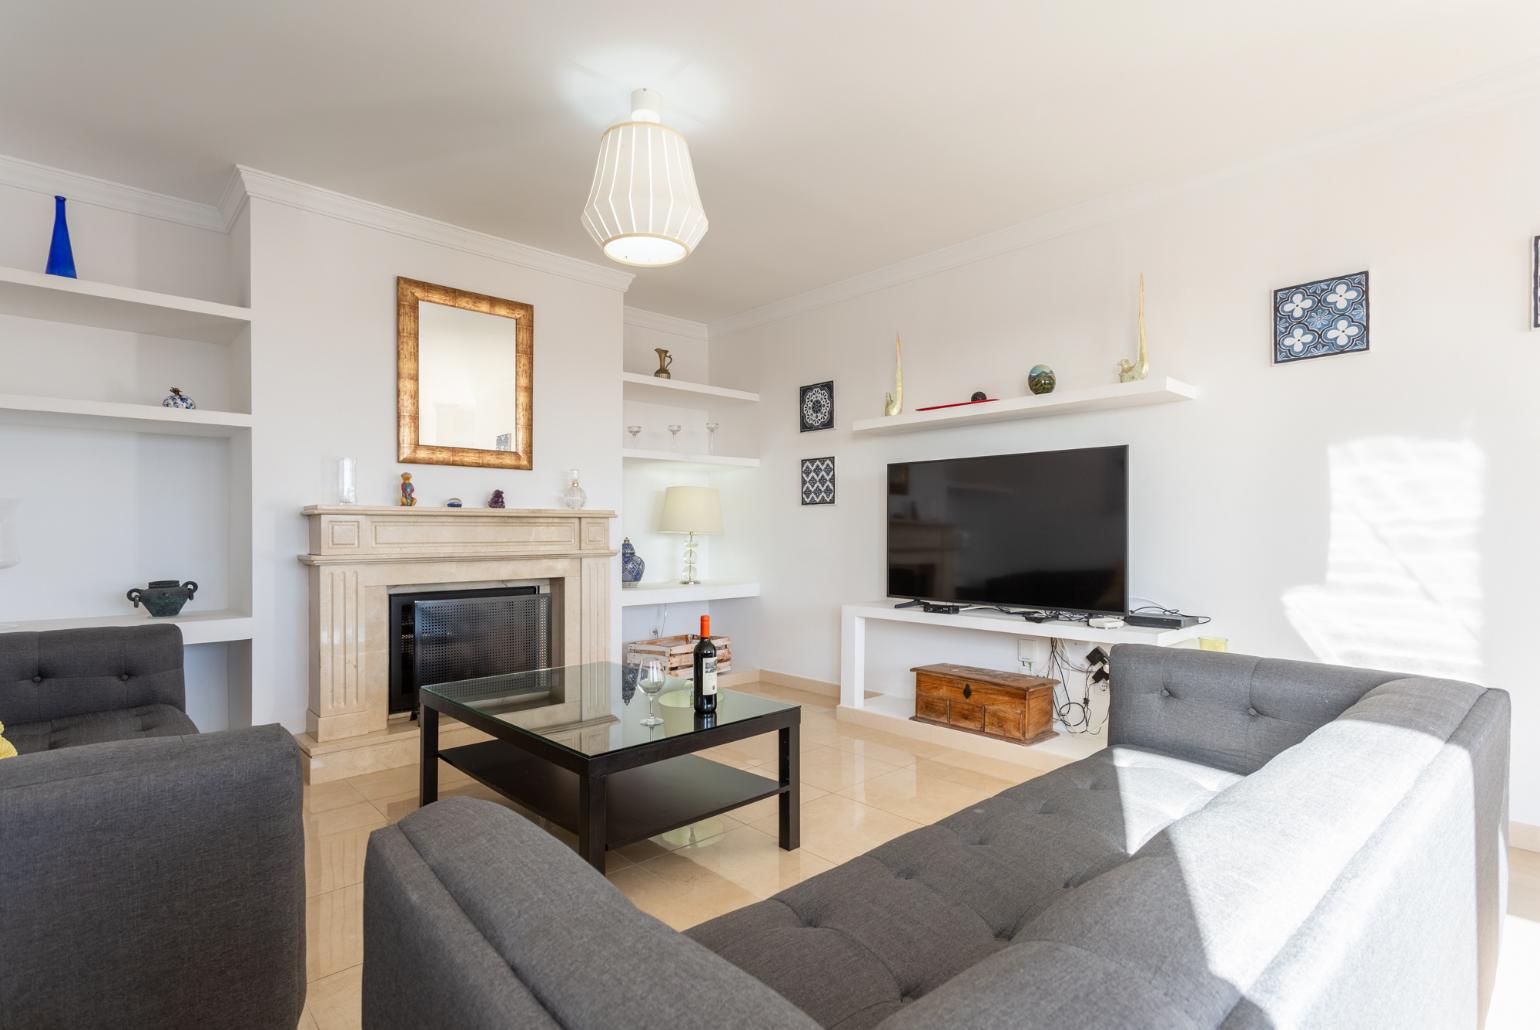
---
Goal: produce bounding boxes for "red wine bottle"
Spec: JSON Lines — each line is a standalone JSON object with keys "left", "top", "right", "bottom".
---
{"left": 693, "top": 615, "right": 718, "bottom": 715}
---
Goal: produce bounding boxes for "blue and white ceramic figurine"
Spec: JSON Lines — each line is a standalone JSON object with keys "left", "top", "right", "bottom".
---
{"left": 162, "top": 387, "right": 197, "bottom": 409}
{"left": 620, "top": 537, "right": 645, "bottom": 587}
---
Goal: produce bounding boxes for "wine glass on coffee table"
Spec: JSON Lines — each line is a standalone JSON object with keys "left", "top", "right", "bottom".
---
{"left": 637, "top": 658, "right": 666, "bottom": 727}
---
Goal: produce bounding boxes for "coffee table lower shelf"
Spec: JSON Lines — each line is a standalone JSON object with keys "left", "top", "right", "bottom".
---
{"left": 438, "top": 741, "right": 783, "bottom": 849}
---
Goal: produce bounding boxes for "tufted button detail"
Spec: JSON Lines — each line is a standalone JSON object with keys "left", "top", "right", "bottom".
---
{"left": 1160, "top": 688, "right": 1172, "bottom": 697}
{"left": 120, "top": 672, "right": 132, "bottom": 681}
{"left": 1247, "top": 706, "right": 1259, "bottom": 717}
{"left": 33, "top": 674, "right": 43, "bottom": 683}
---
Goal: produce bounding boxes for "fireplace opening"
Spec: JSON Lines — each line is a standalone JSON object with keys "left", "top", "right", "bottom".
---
{"left": 388, "top": 584, "right": 553, "bottom": 715}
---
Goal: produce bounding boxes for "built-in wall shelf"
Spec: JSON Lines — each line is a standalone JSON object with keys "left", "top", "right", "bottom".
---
{"left": 843, "top": 601, "right": 1209, "bottom": 648}
{"left": 0, "top": 265, "right": 252, "bottom": 344}
{"left": 0, "top": 394, "right": 253, "bottom": 437}
{"left": 849, "top": 377, "right": 1198, "bottom": 435}
{"left": 5, "top": 609, "right": 254, "bottom": 646}
{"left": 622, "top": 448, "right": 759, "bottom": 471}
{"left": 620, "top": 581, "right": 762, "bottom": 607}
{"left": 621, "top": 372, "right": 759, "bottom": 406}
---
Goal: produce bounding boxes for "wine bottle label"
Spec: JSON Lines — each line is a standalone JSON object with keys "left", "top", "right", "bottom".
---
{"left": 701, "top": 656, "right": 717, "bottom": 695}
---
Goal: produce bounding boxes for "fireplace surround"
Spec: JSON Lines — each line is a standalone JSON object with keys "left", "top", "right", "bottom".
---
{"left": 297, "top": 505, "right": 615, "bottom": 782}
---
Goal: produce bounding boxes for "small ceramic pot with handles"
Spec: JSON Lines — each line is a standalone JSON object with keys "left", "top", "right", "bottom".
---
{"left": 126, "top": 580, "right": 198, "bottom": 618}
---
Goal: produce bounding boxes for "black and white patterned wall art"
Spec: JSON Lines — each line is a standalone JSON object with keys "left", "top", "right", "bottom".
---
{"left": 1273, "top": 270, "right": 1369, "bottom": 363}
{"left": 800, "top": 456, "right": 836, "bottom": 505}
{"left": 799, "top": 381, "right": 834, "bottom": 432}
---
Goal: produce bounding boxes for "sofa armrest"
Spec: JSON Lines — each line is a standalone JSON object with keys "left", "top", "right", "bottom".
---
{"left": 364, "top": 797, "right": 819, "bottom": 1030}
{"left": 0, "top": 724, "right": 306, "bottom": 1030}
{"left": 1107, "top": 644, "right": 1400, "bottom": 774}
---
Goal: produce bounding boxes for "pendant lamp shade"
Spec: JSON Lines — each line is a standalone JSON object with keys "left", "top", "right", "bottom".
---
{"left": 581, "top": 89, "right": 708, "bottom": 267}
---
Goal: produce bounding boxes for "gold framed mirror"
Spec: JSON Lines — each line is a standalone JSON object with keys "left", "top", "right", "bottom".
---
{"left": 397, "top": 277, "right": 534, "bottom": 469}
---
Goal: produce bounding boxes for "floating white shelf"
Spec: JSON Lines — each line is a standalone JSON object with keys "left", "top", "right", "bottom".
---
{"left": 842, "top": 601, "right": 1209, "bottom": 647}
{"left": 5, "top": 609, "right": 254, "bottom": 646}
{"left": 621, "top": 372, "right": 759, "bottom": 406}
{"left": 622, "top": 448, "right": 759, "bottom": 470}
{"left": 619, "top": 581, "right": 762, "bottom": 607}
{"left": 0, "top": 394, "right": 253, "bottom": 437}
{"left": 850, "top": 377, "right": 1198, "bottom": 435}
{"left": 0, "top": 265, "right": 252, "bottom": 344}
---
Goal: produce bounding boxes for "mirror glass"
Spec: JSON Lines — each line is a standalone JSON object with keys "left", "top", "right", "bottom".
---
{"left": 416, "top": 301, "right": 521, "bottom": 452}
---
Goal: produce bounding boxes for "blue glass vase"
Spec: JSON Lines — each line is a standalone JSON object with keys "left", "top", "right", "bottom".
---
{"left": 46, "top": 195, "right": 76, "bottom": 278}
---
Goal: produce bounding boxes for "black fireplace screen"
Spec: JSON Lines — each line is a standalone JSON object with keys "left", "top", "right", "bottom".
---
{"left": 388, "top": 586, "right": 551, "bottom": 715}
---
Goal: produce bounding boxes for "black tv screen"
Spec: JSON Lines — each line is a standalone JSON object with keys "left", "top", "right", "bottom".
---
{"left": 886, "top": 445, "right": 1128, "bottom": 615}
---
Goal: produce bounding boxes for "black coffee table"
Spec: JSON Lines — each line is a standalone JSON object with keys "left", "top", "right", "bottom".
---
{"left": 418, "top": 663, "right": 800, "bottom": 870}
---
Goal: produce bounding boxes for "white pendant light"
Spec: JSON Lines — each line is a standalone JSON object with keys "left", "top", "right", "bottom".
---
{"left": 581, "top": 88, "right": 708, "bottom": 267}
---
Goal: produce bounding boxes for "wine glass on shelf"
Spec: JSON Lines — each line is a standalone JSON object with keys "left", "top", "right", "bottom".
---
{"left": 636, "top": 657, "right": 666, "bottom": 727}
{"left": 667, "top": 424, "right": 683, "bottom": 450}
{"left": 626, "top": 425, "right": 642, "bottom": 445}
{"left": 705, "top": 422, "right": 720, "bottom": 455}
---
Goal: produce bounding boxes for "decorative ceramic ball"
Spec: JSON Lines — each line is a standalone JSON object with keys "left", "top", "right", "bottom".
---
{"left": 1028, "top": 365, "right": 1056, "bottom": 395}
{"left": 446, "top": 497, "right": 463, "bottom": 508}
{"left": 970, "top": 391, "right": 987, "bottom": 402}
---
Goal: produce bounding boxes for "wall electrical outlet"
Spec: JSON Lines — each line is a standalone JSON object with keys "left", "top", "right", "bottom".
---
{"left": 1017, "top": 639, "right": 1034, "bottom": 673}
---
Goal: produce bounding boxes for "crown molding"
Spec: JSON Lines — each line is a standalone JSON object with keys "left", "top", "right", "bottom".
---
{"left": 710, "top": 58, "right": 1540, "bottom": 338}
{"left": 236, "top": 166, "right": 634, "bottom": 292}
{"left": 623, "top": 306, "right": 708, "bottom": 339}
{"left": 0, "top": 152, "right": 226, "bottom": 232}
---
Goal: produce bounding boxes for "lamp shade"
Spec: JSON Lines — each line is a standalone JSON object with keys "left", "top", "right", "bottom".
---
{"left": 580, "top": 89, "right": 708, "bottom": 268}
{"left": 658, "top": 486, "right": 722, "bottom": 535}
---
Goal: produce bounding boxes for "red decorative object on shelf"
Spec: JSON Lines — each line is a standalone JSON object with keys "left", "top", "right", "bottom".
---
{"left": 915, "top": 397, "right": 999, "bottom": 412}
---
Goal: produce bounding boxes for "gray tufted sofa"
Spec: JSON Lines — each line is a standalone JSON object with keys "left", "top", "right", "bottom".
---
{"left": 0, "top": 624, "right": 307, "bottom": 1030}
{"left": 361, "top": 644, "right": 1510, "bottom": 1030}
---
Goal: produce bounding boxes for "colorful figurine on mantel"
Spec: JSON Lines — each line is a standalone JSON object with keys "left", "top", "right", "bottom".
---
{"left": 488, "top": 489, "right": 506, "bottom": 509}
{"left": 399, "top": 472, "right": 417, "bottom": 507}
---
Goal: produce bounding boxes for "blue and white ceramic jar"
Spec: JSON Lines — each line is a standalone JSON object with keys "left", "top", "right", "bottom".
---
{"left": 162, "top": 387, "right": 197, "bottom": 409}
{"left": 620, "top": 537, "right": 645, "bottom": 587}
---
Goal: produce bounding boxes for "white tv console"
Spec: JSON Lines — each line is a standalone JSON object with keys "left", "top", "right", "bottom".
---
{"left": 838, "top": 600, "right": 1211, "bottom": 766}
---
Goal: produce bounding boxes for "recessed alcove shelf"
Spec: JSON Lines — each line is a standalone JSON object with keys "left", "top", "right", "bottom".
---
{"left": 0, "top": 394, "right": 253, "bottom": 436}
{"left": 621, "top": 448, "right": 760, "bottom": 471}
{"left": 0, "top": 264, "right": 251, "bottom": 344}
{"left": 850, "top": 377, "right": 1198, "bottom": 435}
{"left": 4, "top": 609, "right": 254, "bottom": 645}
{"left": 619, "top": 581, "right": 761, "bottom": 607}
{"left": 620, "top": 372, "right": 759, "bottom": 406}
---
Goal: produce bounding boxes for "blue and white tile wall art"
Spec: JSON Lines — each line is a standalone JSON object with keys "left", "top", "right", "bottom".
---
{"left": 800, "top": 456, "right": 836, "bottom": 505}
{"left": 1274, "top": 270, "right": 1369, "bottom": 363}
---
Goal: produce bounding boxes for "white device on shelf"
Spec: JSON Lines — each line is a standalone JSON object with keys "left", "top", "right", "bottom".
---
{"left": 1088, "top": 616, "right": 1126, "bottom": 629}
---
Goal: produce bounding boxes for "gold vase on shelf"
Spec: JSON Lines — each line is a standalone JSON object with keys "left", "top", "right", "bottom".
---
{"left": 883, "top": 334, "right": 904, "bottom": 416}
{"left": 653, "top": 347, "right": 673, "bottom": 379}
{"left": 1118, "top": 273, "right": 1150, "bottom": 383}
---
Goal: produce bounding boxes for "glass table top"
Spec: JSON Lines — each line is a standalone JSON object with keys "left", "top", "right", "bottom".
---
{"left": 419, "top": 662, "right": 798, "bottom": 759}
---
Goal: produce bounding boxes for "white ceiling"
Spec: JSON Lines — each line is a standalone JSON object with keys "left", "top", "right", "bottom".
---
{"left": 4, "top": 1, "right": 1540, "bottom": 322}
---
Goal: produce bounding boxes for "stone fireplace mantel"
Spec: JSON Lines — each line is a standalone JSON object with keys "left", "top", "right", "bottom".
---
{"left": 297, "top": 505, "right": 616, "bottom": 781}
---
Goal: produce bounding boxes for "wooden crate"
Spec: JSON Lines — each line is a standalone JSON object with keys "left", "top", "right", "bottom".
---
{"left": 624, "top": 633, "right": 733, "bottom": 678}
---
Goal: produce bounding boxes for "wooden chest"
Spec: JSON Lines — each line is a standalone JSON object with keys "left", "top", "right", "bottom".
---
{"left": 911, "top": 663, "right": 1057, "bottom": 745}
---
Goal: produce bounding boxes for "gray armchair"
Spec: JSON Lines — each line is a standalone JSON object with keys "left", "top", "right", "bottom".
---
{"left": 0, "top": 624, "right": 306, "bottom": 1029}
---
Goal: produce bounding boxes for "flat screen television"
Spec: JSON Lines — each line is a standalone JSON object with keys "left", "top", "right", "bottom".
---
{"left": 886, "top": 445, "right": 1128, "bottom": 615}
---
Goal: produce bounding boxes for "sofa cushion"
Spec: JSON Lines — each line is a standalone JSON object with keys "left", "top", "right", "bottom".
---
{"left": 3, "top": 704, "right": 196, "bottom": 755}
{"left": 687, "top": 746, "right": 1240, "bottom": 1030}
{"left": 0, "top": 625, "right": 186, "bottom": 728}
{"left": 880, "top": 675, "right": 1493, "bottom": 1030}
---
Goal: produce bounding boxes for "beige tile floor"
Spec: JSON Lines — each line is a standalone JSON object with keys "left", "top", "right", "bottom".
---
{"left": 297, "top": 682, "right": 1540, "bottom": 1030}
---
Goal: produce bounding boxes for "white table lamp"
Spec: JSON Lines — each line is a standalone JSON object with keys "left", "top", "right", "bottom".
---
{"left": 658, "top": 486, "right": 722, "bottom": 585}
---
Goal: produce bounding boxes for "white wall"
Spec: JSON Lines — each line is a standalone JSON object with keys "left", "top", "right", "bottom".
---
{"left": 246, "top": 195, "right": 626, "bottom": 730}
{"left": 712, "top": 95, "right": 1540, "bottom": 822}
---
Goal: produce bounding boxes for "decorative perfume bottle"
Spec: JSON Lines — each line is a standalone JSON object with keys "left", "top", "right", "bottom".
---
{"left": 562, "top": 469, "right": 587, "bottom": 509}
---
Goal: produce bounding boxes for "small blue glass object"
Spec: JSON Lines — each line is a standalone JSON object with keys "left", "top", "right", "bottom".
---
{"left": 46, "top": 195, "right": 77, "bottom": 278}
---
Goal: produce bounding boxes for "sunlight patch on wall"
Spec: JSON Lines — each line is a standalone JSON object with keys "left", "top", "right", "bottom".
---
{"left": 1282, "top": 436, "right": 1483, "bottom": 682}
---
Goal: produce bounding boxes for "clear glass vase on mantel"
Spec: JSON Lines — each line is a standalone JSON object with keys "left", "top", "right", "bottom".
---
{"left": 562, "top": 469, "right": 587, "bottom": 510}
